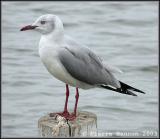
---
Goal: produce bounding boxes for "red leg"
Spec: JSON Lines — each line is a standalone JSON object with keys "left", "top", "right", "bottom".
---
{"left": 62, "top": 84, "right": 70, "bottom": 115}
{"left": 50, "top": 84, "right": 70, "bottom": 117}
{"left": 74, "top": 87, "right": 79, "bottom": 115}
{"left": 50, "top": 86, "right": 79, "bottom": 121}
{"left": 67, "top": 87, "right": 79, "bottom": 121}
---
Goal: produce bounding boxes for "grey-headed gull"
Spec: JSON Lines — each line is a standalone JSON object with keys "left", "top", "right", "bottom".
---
{"left": 20, "top": 14, "right": 145, "bottom": 120}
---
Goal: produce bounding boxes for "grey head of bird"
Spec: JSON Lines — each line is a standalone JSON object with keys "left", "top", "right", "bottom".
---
{"left": 20, "top": 14, "right": 64, "bottom": 35}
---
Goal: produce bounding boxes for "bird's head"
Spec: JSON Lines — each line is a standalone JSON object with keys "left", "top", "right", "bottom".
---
{"left": 20, "top": 14, "right": 64, "bottom": 35}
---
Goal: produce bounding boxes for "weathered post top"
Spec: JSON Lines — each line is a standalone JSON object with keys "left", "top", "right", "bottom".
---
{"left": 38, "top": 111, "right": 98, "bottom": 137}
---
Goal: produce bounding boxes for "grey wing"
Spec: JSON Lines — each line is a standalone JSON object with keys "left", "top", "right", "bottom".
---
{"left": 58, "top": 46, "right": 120, "bottom": 88}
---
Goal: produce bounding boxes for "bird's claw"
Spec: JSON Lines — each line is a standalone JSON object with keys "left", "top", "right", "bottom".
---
{"left": 50, "top": 111, "right": 77, "bottom": 121}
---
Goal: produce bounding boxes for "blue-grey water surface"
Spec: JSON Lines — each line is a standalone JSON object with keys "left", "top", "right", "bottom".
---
{"left": 2, "top": 1, "right": 158, "bottom": 137}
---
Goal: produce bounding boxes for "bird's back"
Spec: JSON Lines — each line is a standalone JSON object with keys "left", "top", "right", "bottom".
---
{"left": 60, "top": 35, "right": 121, "bottom": 88}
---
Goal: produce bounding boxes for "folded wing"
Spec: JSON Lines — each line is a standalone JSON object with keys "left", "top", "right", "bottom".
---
{"left": 58, "top": 46, "right": 120, "bottom": 88}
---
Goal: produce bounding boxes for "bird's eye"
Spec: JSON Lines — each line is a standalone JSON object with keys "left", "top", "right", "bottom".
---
{"left": 40, "top": 21, "right": 46, "bottom": 25}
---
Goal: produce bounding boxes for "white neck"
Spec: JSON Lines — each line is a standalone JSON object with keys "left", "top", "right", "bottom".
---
{"left": 41, "top": 30, "right": 64, "bottom": 43}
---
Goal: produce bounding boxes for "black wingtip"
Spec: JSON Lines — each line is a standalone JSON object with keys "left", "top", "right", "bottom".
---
{"left": 100, "top": 81, "right": 145, "bottom": 96}
{"left": 119, "top": 81, "right": 146, "bottom": 94}
{"left": 100, "top": 85, "right": 137, "bottom": 96}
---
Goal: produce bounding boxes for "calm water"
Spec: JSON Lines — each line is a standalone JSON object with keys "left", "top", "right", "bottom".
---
{"left": 2, "top": 1, "right": 158, "bottom": 137}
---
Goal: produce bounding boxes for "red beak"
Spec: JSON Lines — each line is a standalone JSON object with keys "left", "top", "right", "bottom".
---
{"left": 20, "top": 25, "right": 38, "bottom": 31}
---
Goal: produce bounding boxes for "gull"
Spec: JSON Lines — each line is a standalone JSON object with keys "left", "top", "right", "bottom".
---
{"left": 20, "top": 14, "right": 145, "bottom": 120}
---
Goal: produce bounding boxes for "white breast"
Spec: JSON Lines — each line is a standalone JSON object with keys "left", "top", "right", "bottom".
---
{"left": 39, "top": 45, "right": 71, "bottom": 82}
